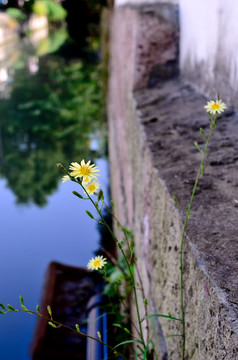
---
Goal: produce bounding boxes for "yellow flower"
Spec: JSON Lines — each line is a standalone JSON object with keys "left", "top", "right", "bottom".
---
{"left": 69, "top": 160, "right": 100, "bottom": 183}
{"left": 84, "top": 181, "right": 100, "bottom": 196}
{"left": 62, "top": 175, "right": 70, "bottom": 183}
{"left": 204, "top": 100, "right": 226, "bottom": 115}
{"left": 87, "top": 255, "right": 107, "bottom": 271}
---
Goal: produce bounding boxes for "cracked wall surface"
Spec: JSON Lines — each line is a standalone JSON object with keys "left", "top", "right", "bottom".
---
{"left": 108, "top": 3, "right": 238, "bottom": 359}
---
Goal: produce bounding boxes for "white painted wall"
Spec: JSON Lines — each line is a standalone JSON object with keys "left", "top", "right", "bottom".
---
{"left": 114, "top": 0, "right": 238, "bottom": 102}
{"left": 115, "top": 0, "right": 177, "bottom": 6}
{"left": 180, "top": 0, "right": 238, "bottom": 101}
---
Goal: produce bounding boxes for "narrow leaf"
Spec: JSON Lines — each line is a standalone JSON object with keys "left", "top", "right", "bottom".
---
{"left": 0, "top": 303, "right": 6, "bottom": 310}
{"left": 72, "top": 191, "right": 83, "bottom": 199}
{"left": 201, "top": 164, "right": 204, "bottom": 176}
{"left": 36, "top": 305, "right": 40, "bottom": 313}
{"left": 75, "top": 324, "right": 80, "bottom": 332}
{"left": 48, "top": 321, "right": 57, "bottom": 328}
{"left": 113, "top": 339, "right": 143, "bottom": 350}
{"left": 143, "top": 340, "right": 151, "bottom": 360}
{"left": 200, "top": 127, "right": 206, "bottom": 138}
{"left": 194, "top": 141, "right": 201, "bottom": 152}
{"left": 86, "top": 210, "right": 94, "bottom": 219}
{"left": 19, "top": 296, "right": 24, "bottom": 306}
{"left": 98, "top": 189, "right": 104, "bottom": 202}
{"left": 172, "top": 195, "right": 179, "bottom": 205}
{"left": 123, "top": 327, "right": 131, "bottom": 335}
{"left": 47, "top": 306, "right": 52, "bottom": 317}
{"left": 19, "top": 296, "right": 27, "bottom": 310}
{"left": 0, "top": 310, "right": 5, "bottom": 314}
{"left": 7, "top": 305, "right": 16, "bottom": 311}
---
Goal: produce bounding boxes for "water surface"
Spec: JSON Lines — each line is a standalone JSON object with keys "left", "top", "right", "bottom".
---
{"left": 0, "top": 29, "right": 108, "bottom": 359}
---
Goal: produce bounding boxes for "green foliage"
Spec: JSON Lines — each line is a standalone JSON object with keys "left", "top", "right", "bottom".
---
{"left": 0, "top": 42, "right": 104, "bottom": 206}
{"left": 6, "top": 7, "right": 26, "bottom": 23}
{"left": 32, "top": 0, "right": 48, "bottom": 16}
{"left": 33, "top": 0, "right": 67, "bottom": 22}
{"left": 36, "top": 28, "right": 68, "bottom": 56}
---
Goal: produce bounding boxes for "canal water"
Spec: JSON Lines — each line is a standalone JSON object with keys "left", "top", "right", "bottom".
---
{"left": 0, "top": 28, "right": 109, "bottom": 359}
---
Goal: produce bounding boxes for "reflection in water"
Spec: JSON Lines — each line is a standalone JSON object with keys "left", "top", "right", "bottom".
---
{"left": 0, "top": 27, "right": 108, "bottom": 360}
{"left": 0, "top": 31, "right": 105, "bottom": 206}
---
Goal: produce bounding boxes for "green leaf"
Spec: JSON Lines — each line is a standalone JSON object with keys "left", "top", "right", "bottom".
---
{"left": 48, "top": 321, "right": 57, "bottom": 328}
{"left": 141, "top": 314, "right": 182, "bottom": 322}
{"left": 144, "top": 298, "right": 148, "bottom": 306}
{"left": 0, "top": 303, "right": 7, "bottom": 310}
{"left": 75, "top": 324, "right": 80, "bottom": 332}
{"left": 85, "top": 210, "right": 94, "bottom": 219}
{"left": 194, "top": 141, "right": 201, "bottom": 152}
{"left": 113, "top": 339, "right": 144, "bottom": 350}
{"left": 72, "top": 191, "right": 83, "bottom": 199}
{"left": 19, "top": 296, "right": 24, "bottom": 306}
{"left": 47, "top": 306, "right": 52, "bottom": 317}
{"left": 7, "top": 304, "right": 16, "bottom": 311}
{"left": 110, "top": 268, "right": 124, "bottom": 283}
{"left": 98, "top": 189, "right": 104, "bottom": 202}
{"left": 36, "top": 305, "right": 40, "bottom": 313}
{"left": 124, "top": 327, "right": 131, "bottom": 335}
{"left": 0, "top": 310, "right": 6, "bottom": 314}
{"left": 122, "top": 226, "right": 133, "bottom": 237}
{"left": 116, "top": 221, "right": 121, "bottom": 229}
{"left": 19, "top": 296, "right": 27, "bottom": 310}
{"left": 201, "top": 164, "right": 204, "bottom": 176}
{"left": 143, "top": 340, "right": 151, "bottom": 360}
{"left": 172, "top": 195, "right": 179, "bottom": 205}
{"left": 200, "top": 127, "right": 206, "bottom": 138}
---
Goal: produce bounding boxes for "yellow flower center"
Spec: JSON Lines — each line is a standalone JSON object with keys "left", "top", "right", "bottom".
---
{"left": 81, "top": 165, "right": 90, "bottom": 175}
{"left": 211, "top": 103, "right": 219, "bottom": 110}
{"left": 93, "top": 259, "right": 100, "bottom": 267}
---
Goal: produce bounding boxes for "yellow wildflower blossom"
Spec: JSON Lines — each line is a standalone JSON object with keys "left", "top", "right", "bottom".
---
{"left": 204, "top": 100, "right": 226, "bottom": 115}
{"left": 84, "top": 181, "right": 100, "bottom": 196}
{"left": 62, "top": 175, "right": 70, "bottom": 183}
{"left": 69, "top": 160, "right": 100, "bottom": 183}
{"left": 87, "top": 255, "right": 107, "bottom": 271}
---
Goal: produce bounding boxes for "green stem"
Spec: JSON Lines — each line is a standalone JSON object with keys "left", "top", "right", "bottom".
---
{"left": 82, "top": 184, "right": 146, "bottom": 349}
{"left": 180, "top": 122, "right": 215, "bottom": 360}
{"left": 6, "top": 308, "right": 127, "bottom": 360}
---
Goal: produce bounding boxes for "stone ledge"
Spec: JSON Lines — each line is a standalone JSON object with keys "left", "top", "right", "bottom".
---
{"left": 135, "top": 80, "right": 238, "bottom": 307}
{"left": 108, "top": 3, "right": 238, "bottom": 359}
{"left": 134, "top": 79, "right": 238, "bottom": 357}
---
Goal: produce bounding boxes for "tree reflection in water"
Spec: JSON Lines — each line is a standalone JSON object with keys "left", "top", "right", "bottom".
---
{"left": 0, "top": 45, "right": 105, "bottom": 206}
